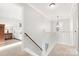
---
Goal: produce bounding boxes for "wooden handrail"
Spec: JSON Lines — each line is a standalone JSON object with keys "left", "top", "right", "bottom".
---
{"left": 24, "top": 33, "right": 42, "bottom": 51}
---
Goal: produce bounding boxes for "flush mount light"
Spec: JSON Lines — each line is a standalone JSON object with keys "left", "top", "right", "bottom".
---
{"left": 49, "top": 3, "right": 55, "bottom": 7}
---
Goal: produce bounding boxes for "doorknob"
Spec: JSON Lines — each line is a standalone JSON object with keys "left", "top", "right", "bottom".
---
{"left": 75, "top": 30, "right": 76, "bottom": 32}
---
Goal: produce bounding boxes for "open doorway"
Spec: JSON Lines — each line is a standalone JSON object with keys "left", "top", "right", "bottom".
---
{"left": 0, "top": 3, "right": 24, "bottom": 55}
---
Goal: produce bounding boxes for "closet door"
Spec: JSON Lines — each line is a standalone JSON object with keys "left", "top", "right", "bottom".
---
{"left": 0, "top": 24, "right": 5, "bottom": 43}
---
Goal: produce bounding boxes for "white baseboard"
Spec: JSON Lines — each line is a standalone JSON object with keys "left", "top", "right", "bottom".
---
{"left": 24, "top": 48, "right": 39, "bottom": 56}
{"left": 57, "top": 42, "right": 74, "bottom": 46}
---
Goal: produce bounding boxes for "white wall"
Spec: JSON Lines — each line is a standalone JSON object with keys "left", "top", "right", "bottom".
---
{"left": 72, "top": 4, "right": 78, "bottom": 46}
{"left": 0, "top": 3, "right": 23, "bottom": 40}
{"left": 23, "top": 3, "right": 78, "bottom": 52}
{"left": 22, "top": 4, "right": 78, "bottom": 55}
{"left": 50, "top": 4, "right": 78, "bottom": 46}
{"left": 23, "top": 4, "right": 51, "bottom": 48}
{"left": 0, "top": 3, "right": 23, "bottom": 20}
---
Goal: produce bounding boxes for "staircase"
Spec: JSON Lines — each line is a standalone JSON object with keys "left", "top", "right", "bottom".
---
{"left": 23, "top": 33, "right": 43, "bottom": 56}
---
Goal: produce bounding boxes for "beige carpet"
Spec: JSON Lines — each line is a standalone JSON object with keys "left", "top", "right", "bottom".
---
{"left": 0, "top": 39, "right": 77, "bottom": 56}
{"left": 48, "top": 43, "right": 77, "bottom": 56}
{"left": 0, "top": 39, "right": 31, "bottom": 56}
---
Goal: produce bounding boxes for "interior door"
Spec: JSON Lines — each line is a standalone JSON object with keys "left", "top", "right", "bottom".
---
{"left": 0, "top": 24, "right": 5, "bottom": 43}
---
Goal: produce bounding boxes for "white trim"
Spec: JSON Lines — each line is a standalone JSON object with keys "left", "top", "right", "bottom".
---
{"left": 24, "top": 48, "right": 39, "bottom": 56}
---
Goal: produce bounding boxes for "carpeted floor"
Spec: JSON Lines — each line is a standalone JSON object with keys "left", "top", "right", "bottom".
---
{"left": 0, "top": 39, "right": 77, "bottom": 56}
{"left": 0, "top": 39, "right": 31, "bottom": 56}
{"left": 48, "top": 43, "right": 77, "bottom": 56}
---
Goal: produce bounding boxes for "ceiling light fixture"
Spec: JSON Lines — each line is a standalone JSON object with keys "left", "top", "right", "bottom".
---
{"left": 49, "top": 3, "right": 55, "bottom": 7}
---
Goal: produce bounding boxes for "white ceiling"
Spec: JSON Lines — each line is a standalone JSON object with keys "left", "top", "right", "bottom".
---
{"left": 27, "top": 3, "right": 75, "bottom": 19}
